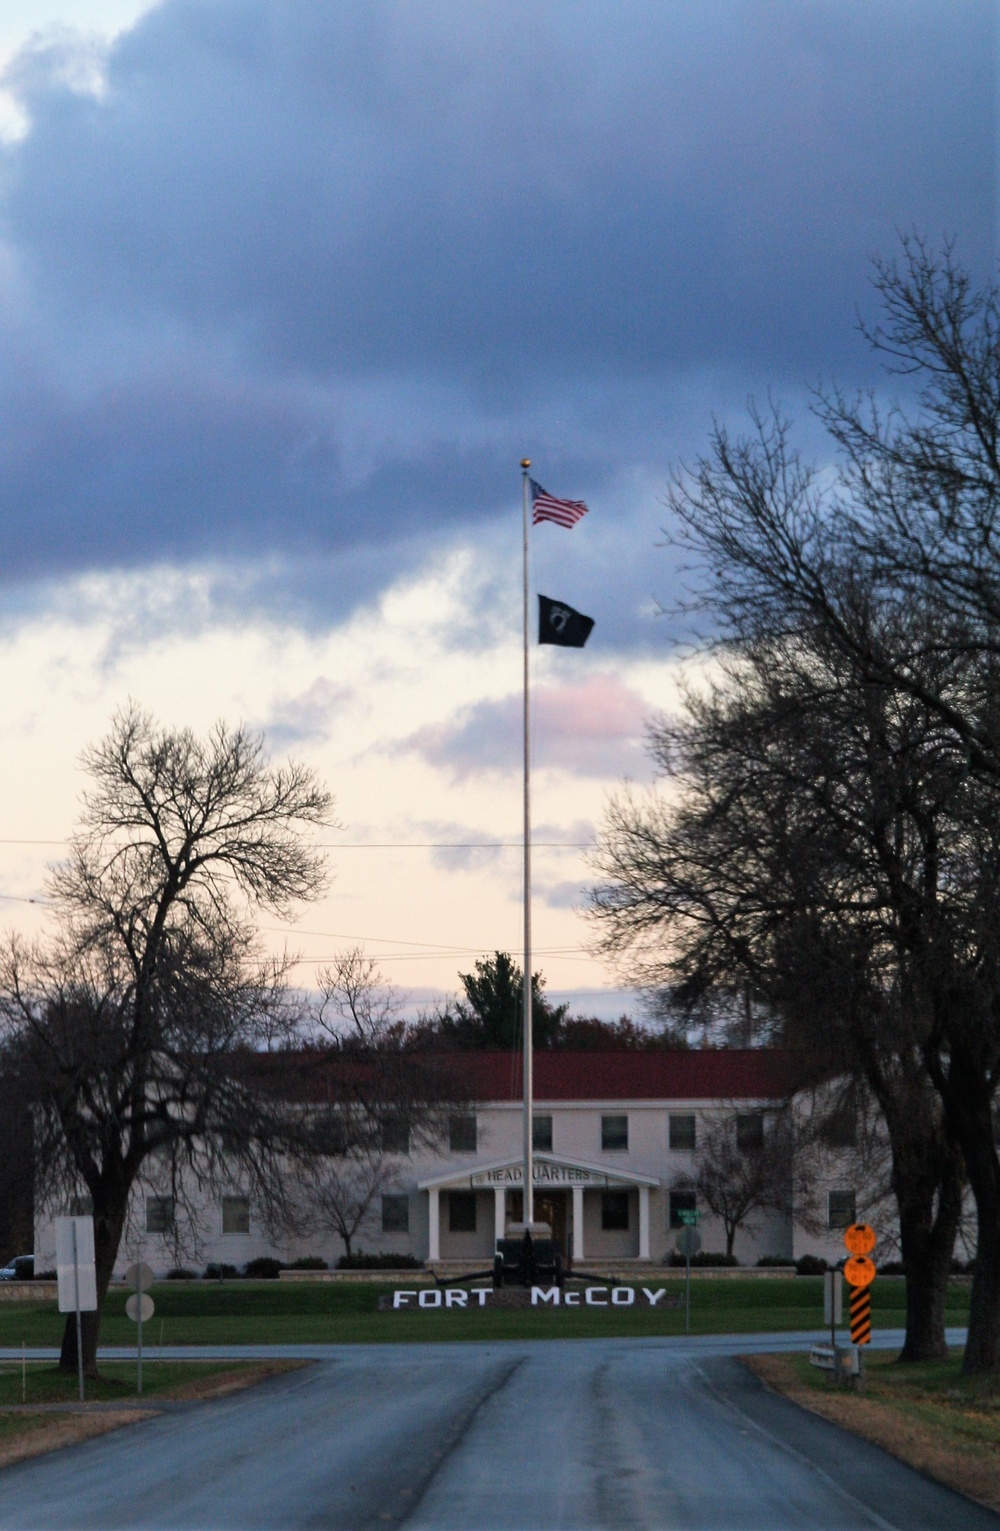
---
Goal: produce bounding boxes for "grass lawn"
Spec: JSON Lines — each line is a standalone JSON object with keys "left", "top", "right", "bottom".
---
{"left": 748, "top": 1349, "right": 1000, "bottom": 1513}
{"left": 0, "top": 1359, "right": 303, "bottom": 1467}
{"left": 0, "top": 1276, "right": 970, "bottom": 1348}
{"left": 0, "top": 1413, "right": 65, "bottom": 1449}
{"left": 0, "top": 1360, "right": 270, "bottom": 1405}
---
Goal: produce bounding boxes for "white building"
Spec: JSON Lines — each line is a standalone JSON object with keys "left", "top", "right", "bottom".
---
{"left": 36, "top": 1049, "right": 874, "bottom": 1275}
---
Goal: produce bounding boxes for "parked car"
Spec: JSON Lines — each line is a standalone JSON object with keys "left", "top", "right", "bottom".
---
{"left": 0, "top": 1255, "right": 34, "bottom": 1281}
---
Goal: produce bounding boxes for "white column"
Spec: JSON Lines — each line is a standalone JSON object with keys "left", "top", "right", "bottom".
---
{"left": 638, "top": 1185, "right": 650, "bottom": 1260}
{"left": 494, "top": 1187, "right": 506, "bottom": 1246}
{"left": 428, "top": 1188, "right": 440, "bottom": 1263}
{"left": 572, "top": 1185, "right": 585, "bottom": 1261}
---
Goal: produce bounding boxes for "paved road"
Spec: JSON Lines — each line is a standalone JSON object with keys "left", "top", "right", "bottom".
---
{"left": 0, "top": 1336, "right": 993, "bottom": 1530}
{"left": 0, "top": 1324, "right": 972, "bottom": 1365}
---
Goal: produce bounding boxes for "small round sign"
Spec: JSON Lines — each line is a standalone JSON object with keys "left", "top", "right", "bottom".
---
{"left": 125, "top": 1293, "right": 154, "bottom": 1323}
{"left": 843, "top": 1223, "right": 876, "bottom": 1257}
{"left": 843, "top": 1255, "right": 876, "bottom": 1288}
{"left": 675, "top": 1227, "right": 702, "bottom": 1258}
{"left": 125, "top": 1262, "right": 155, "bottom": 1293}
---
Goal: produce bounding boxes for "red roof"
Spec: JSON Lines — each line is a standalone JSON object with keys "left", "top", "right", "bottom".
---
{"left": 245, "top": 1047, "right": 802, "bottom": 1104}
{"left": 432, "top": 1049, "right": 799, "bottom": 1103}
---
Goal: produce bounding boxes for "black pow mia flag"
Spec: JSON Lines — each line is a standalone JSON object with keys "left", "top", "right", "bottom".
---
{"left": 538, "top": 595, "right": 594, "bottom": 648}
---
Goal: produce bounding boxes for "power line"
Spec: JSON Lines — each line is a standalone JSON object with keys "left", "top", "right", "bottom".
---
{"left": 0, "top": 837, "right": 594, "bottom": 850}
{"left": 322, "top": 842, "right": 594, "bottom": 849}
{"left": 0, "top": 840, "right": 64, "bottom": 846}
{"left": 290, "top": 950, "right": 601, "bottom": 967}
{"left": 262, "top": 923, "right": 585, "bottom": 952}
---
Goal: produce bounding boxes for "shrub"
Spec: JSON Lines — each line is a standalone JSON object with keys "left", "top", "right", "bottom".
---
{"left": 335, "top": 1251, "right": 423, "bottom": 1270}
{"left": 879, "top": 1260, "right": 905, "bottom": 1276}
{"left": 286, "top": 1257, "right": 328, "bottom": 1271}
{"left": 204, "top": 1262, "right": 239, "bottom": 1280}
{"left": 165, "top": 1267, "right": 197, "bottom": 1281}
{"left": 243, "top": 1257, "right": 283, "bottom": 1280}
{"left": 795, "top": 1254, "right": 827, "bottom": 1275}
{"left": 756, "top": 1256, "right": 794, "bottom": 1267}
{"left": 667, "top": 1251, "right": 738, "bottom": 1267}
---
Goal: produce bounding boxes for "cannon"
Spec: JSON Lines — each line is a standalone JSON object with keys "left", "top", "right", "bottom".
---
{"left": 492, "top": 1223, "right": 564, "bottom": 1288}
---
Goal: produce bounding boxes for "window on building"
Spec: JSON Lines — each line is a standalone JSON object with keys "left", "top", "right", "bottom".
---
{"left": 381, "top": 1194, "right": 410, "bottom": 1234}
{"left": 381, "top": 1116, "right": 411, "bottom": 1155}
{"left": 601, "top": 1115, "right": 629, "bottom": 1152}
{"left": 669, "top": 1190, "right": 697, "bottom": 1229}
{"left": 449, "top": 1114, "right": 477, "bottom": 1153}
{"left": 69, "top": 1196, "right": 93, "bottom": 1217}
{"left": 669, "top": 1114, "right": 696, "bottom": 1151}
{"left": 601, "top": 1191, "right": 630, "bottom": 1231}
{"left": 448, "top": 1192, "right": 477, "bottom": 1233}
{"left": 532, "top": 1115, "right": 553, "bottom": 1152}
{"left": 736, "top": 1113, "right": 765, "bottom": 1152}
{"left": 828, "top": 1190, "right": 856, "bottom": 1229}
{"left": 821, "top": 1105, "right": 857, "bottom": 1149}
{"left": 146, "top": 1196, "right": 174, "bottom": 1234}
{"left": 222, "top": 1195, "right": 250, "bottom": 1235}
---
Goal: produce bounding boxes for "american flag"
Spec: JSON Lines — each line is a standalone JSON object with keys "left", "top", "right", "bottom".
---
{"left": 530, "top": 478, "right": 589, "bottom": 528}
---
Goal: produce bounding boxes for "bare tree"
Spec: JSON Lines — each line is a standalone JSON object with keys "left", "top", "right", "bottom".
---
{"left": 789, "top": 1084, "right": 898, "bottom": 1248}
{"left": 615, "top": 237, "right": 1000, "bottom": 1369}
{"left": 590, "top": 596, "right": 974, "bottom": 1358}
{"left": 0, "top": 1065, "right": 34, "bottom": 1263}
{"left": 673, "top": 1109, "right": 792, "bottom": 1259}
{"left": 294, "top": 1146, "right": 401, "bottom": 1263}
{"left": 316, "top": 947, "right": 402, "bottom": 1045}
{"left": 292, "top": 953, "right": 467, "bottom": 1261}
{"left": 0, "top": 704, "right": 333, "bottom": 1374}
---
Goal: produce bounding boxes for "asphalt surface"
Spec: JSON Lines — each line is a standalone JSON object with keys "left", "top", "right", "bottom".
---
{"left": 0, "top": 1335, "right": 993, "bottom": 1531}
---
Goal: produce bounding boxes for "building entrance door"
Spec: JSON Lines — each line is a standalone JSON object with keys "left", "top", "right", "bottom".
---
{"left": 536, "top": 1192, "right": 568, "bottom": 1258}
{"left": 509, "top": 1189, "right": 568, "bottom": 1258}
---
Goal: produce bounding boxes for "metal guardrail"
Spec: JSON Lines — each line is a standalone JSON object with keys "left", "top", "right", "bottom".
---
{"left": 810, "top": 1343, "right": 861, "bottom": 1377}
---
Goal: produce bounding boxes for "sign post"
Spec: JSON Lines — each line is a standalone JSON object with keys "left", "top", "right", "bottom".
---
{"left": 842, "top": 1223, "right": 877, "bottom": 1390}
{"left": 675, "top": 1218, "right": 701, "bottom": 1336}
{"left": 72, "top": 1224, "right": 82, "bottom": 1403}
{"left": 823, "top": 1269, "right": 843, "bottom": 1349}
{"left": 125, "top": 1264, "right": 155, "bottom": 1395}
{"left": 55, "top": 1216, "right": 97, "bottom": 1403}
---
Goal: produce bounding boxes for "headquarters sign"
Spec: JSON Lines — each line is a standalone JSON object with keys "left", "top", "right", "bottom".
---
{"left": 470, "top": 1163, "right": 615, "bottom": 1188}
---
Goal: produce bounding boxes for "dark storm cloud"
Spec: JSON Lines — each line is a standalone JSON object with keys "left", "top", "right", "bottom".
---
{"left": 0, "top": 0, "right": 993, "bottom": 598}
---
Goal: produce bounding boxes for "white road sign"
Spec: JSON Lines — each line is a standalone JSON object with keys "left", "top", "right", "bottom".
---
{"left": 55, "top": 1216, "right": 98, "bottom": 1313}
{"left": 126, "top": 1293, "right": 155, "bottom": 1324}
{"left": 675, "top": 1227, "right": 702, "bottom": 1258}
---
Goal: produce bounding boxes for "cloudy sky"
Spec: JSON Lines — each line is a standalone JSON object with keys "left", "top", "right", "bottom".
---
{"left": 0, "top": 1, "right": 994, "bottom": 1014}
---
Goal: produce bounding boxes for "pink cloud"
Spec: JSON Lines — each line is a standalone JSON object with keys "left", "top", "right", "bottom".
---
{"left": 400, "top": 673, "right": 649, "bottom": 779}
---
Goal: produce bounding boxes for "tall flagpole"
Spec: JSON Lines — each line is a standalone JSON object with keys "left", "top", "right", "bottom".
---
{"left": 520, "top": 458, "right": 534, "bottom": 1226}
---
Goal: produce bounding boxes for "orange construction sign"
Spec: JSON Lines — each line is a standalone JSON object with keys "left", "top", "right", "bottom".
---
{"left": 843, "top": 1223, "right": 876, "bottom": 1256}
{"left": 844, "top": 1254, "right": 876, "bottom": 1288}
{"left": 850, "top": 1286, "right": 872, "bottom": 1344}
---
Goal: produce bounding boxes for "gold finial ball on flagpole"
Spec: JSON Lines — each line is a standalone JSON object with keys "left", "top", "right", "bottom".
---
{"left": 521, "top": 458, "right": 531, "bottom": 469}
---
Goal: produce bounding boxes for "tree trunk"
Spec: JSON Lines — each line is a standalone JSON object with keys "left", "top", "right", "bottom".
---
{"left": 931, "top": 1046, "right": 1000, "bottom": 1375}
{"left": 58, "top": 1182, "right": 128, "bottom": 1379}
{"left": 867, "top": 1049, "right": 963, "bottom": 1364}
{"left": 960, "top": 1130, "right": 1000, "bottom": 1374}
{"left": 895, "top": 1145, "right": 962, "bottom": 1362}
